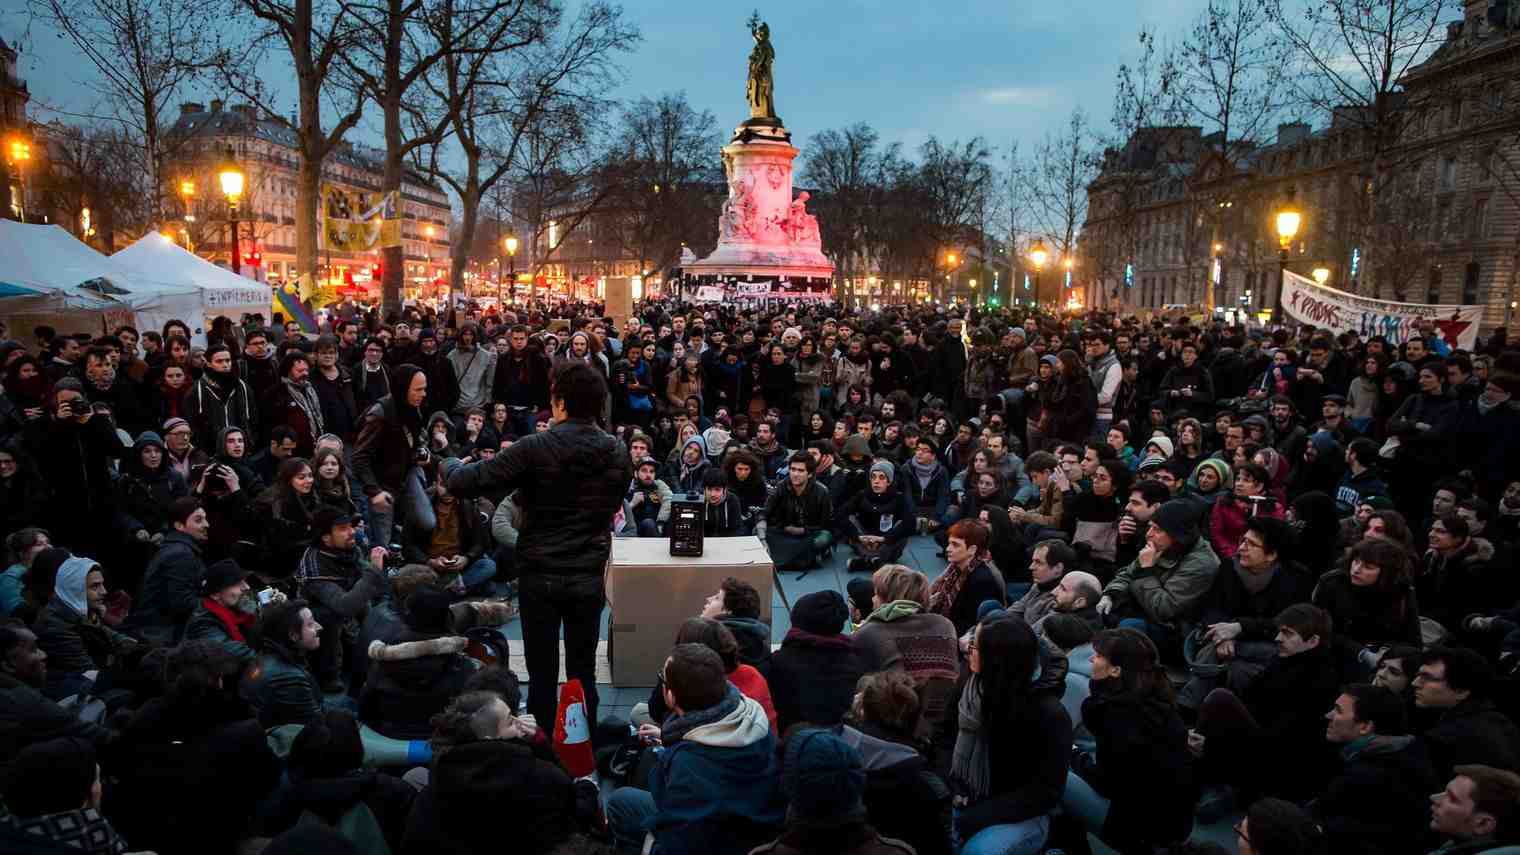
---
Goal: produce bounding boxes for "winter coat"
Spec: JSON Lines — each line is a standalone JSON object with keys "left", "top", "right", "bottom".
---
{"left": 113, "top": 439, "right": 190, "bottom": 537}
{"left": 1423, "top": 697, "right": 1520, "bottom": 783}
{"left": 103, "top": 689, "right": 280, "bottom": 855}
{"left": 183, "top": 372, "right": 258, "bottom": 454}
{"left": 183, "top": 600, "right": 257, "bottom": 663}
{"left": 0, "top": 805, "right": 129, "bottom": 855}
{"left": 1197, "top": 559, "right": 1314, "bottom": 642}
{"left": 241, "top": 638, "right": 326, "bottom": 728}
{"left": 1336, "top": 468, "right": 1389, "bottom": 517}
{"left": 1313, "top": 735, "right": 1439, "bottom": 855}
{"left": 447, "top": 417, "right": 631, "bottom": 578}
{"left": 1157, "top": 361, "right": 1215, "bottom": 419}
{"left": 646, "top": 688, "right": 786, "bottom": 855}
{"left": 1446, "top": 398, "right": 1520, "bottom": 501}
{"left": 402, "top": 737, "right": 580, "bottom": 855}
{"left": 852, "top": 604, "right": 959, "bottom": 735}
{"left": 840, "top": 486, "right": 915, "bottom": 546}
{"left": 951, "top": 686, "right": 1072, "bottom": 841}
{"left": 768, "top": 629, "right": 867, "bottom": 734}
{"left": 360, "top": 635, "right": 476, "bottom": 740}
{"left": 352, "top": 390, "right": 424, "bottom": 499}
{"left": 763, "top": 480, "right": 833, "bottom": 534}
{"left": 1312, "top": 570, "right": 1423, "bottom": 647}
{"left": 720, "top": 614, "right": 773, "bottom": 677}
{"left": 32, "top": 597, "right": 137, "bottom": 696}
{"left": 840, "top": 723, "right": 952, "bottom": 855}
{"left": 1418, "top": 538, "right": 1498, "bottom": 632}
{"left": 1103, "top": 535, "right": 1221, "bottom": 629}
{"left": 1208, "top": 495, "right": 1285, "bottom": 562}
{"left": 130, "top": 532, "right": 208, "bottom": 643}
{"left": 0, "top": 671, "right": 110, "bottom": 763}
{"left": 834, "top": 353, "right": 873, "bottom": 403}
{"left": 1237, "top": 644, "right": 1343, "bottom": 801}
{"left": 1074, "top": 679, "right": 1195, "bottom": 850}
{"left": 896, "top": 460, "right": 952, "bottom": 518}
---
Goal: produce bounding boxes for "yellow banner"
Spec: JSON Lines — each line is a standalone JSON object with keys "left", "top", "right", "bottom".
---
{"left": 322, "top": 185, "right": 400, "bottom": 252}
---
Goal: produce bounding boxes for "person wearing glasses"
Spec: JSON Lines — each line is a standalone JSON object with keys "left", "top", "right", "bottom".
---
{"left": 1232, "top": 798, "right": 1327, "bottom": 855}
{"left": 1414, "top": 646, "right": 1520, "bottom": 785}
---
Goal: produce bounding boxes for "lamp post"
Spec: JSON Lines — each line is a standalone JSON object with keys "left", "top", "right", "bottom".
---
{"left": 1028, "top": 239, "right": 1048, "bottom": 305}
{"left": 504, "top": 235, "right": 518, "bottom": 303}
{"left": 1312, "top": 267, "right": 1330, "bottom": 286}
{"left": 1274, "top": 195, "right": 1301, "bottom": 322}
{"left": 943, "top": 251, "right": 959, "bottom": 303}
{"left": 218, "top": 149, "right": 245, "bottom": 274}
{"left": 6, "top": 137, "right": 30, "bottom": 223}
{"left": 179, "top": 180, "right": 196, "bottom": 252}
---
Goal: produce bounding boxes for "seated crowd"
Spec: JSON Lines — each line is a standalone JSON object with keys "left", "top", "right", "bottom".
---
{"left": 2, "top": 301, "right": 1520, "bottom": 855}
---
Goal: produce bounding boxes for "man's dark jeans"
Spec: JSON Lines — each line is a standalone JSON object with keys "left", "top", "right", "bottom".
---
{"left": 519, "top": 572, "right": 605, "bottom": 728}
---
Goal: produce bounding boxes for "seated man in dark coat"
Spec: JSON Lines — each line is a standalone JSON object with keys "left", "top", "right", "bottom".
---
{"left": 763, "top": 452, "right": 834, "bottom": 573}
{"left": 1416, "top": 645, "right": 1520, "bottom": 782}
{"left": 359, "top": 585, "right": 475, "bottom": 740}
{"left": 1316, "top": 682, "right": 1439, "bottom": 855}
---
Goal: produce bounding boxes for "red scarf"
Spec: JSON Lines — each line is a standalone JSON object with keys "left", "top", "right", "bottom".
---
{"left": 201, "top": 596, "right": 256, "bottom": 642}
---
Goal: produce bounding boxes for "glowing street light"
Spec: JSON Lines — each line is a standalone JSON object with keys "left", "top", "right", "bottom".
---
{"left": 1312, "top": 267, "right": 1330, "bottom": 286}
{"left": 1274, "top": 194, "right": 1302, "bottom": 318}
{"left": 218, "top": 149, "right": 246, "bottom": 274}
{"left": 7, "top": 137, "right": 31, "bottom": 222}
{"left": 1028, "top": 239, "right": 1049, "bottom": 303}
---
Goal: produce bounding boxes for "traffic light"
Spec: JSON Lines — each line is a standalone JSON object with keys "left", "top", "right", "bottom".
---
{"left": 242, "top": 249, "right": 263, "bottom": 268}
{"left": 370, "top": 263, "right": 382, "bottom": 279}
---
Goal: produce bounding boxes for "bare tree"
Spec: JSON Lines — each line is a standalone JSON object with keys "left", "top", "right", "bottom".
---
{"left": 909, "top": 137, "right": 993, "bottom": 302}
{"left": 31, "top": 0, "right": 220, "bottom": 224}
{"left": 412, "top": 0, "right": 637, "bottom": 298}
{"left": 1173, "top": 0, "right": 1289, "bottom": 160}
{"left": 340, "top": 0, "right": 551, "bottom": 312}
{"left": 605, "top": 92, "right": 721, "bottom": 278}
{"left": 1266, "top": 0, "right": 1451, "bottom": 288}
{"left": 1022, "top": 109, "right": 1098, "bottom": 304}
{"left": 800, "top": 123, "right": 900, "bottom": 303}
{"left": 218, "top": 0, "right": 369, "bottom": 286}
{"left": 36, "top": 123, "right": 154, "bottom": 250}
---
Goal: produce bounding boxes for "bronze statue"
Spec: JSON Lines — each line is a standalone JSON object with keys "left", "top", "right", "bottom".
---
{"left": 746, "top": 13, "right": 776, "bottom": 120}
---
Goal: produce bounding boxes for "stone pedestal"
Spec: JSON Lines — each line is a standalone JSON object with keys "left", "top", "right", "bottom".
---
{"left": 685, "top": 120, "right": 834, "bottom": 281}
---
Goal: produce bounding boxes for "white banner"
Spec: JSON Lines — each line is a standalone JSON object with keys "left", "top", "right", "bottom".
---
{"left": 1281, "top": 270, "right": 1484, "bottom": 350}
{"left": 693, "top": 285, "right": 725, "bottom": 303}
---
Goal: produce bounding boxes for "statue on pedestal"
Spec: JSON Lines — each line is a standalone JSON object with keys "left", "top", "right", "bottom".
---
{"left": 746, "top": 13, "right": 776, "bottom": 121}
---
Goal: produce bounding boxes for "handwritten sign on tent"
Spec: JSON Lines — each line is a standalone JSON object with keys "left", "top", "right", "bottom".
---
{"left": 1281, "top": 270, "right": 1484, "bottom": 350}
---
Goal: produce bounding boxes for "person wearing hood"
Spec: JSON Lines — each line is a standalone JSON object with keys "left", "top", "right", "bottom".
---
{"left": 604, "top": 644, "right": 784, "bottom": 855}
{"left": 840, "top": 460, "right": 915, "bottom": 575}
{"left": 410, "top": 327, "right": 461, "bottom": 418}
{"left": 1315, "top": 683, "right": 1439, "bottom": 855}
{"left": 763, "top": 452, "right": 835, "bottom": 574}
{"left": 129, "top": 497, "right": 211, "bottom": 644}
{"left": 358, "top": 585, "right": 476, "bottom": 740}
{"left": 32, "top": 555, "right": 137, "bottom": 700}
{"left": 0, "top": 738, "right": 132, "bottom": 855}
{"left": 353, "top": 363, "right": 428, "bottom": 548}
{"left": 1058, "top": 628, "right": 1195, "bottom": 853}
{"left": 1336, "top": 437, "right": 1388, "bottom": 517}
{"left": 113, "top": 430, "right": 190, "bottom": 562}
{"left": 446, "top": 323, "right": 495, "bottom": 417}
{"left": 751, "top": 728, "right": 917, "bottom": 855}
{"left": 669, "top": 433, "right": 711, "bottom": 495}
{"left": 1099, "top": 500, "right": 1220, "bottom": 656}
{"left": 697, "top": 468, "right": 744, "bottom": 537}
{"left": 261, "top": 350, "right": 324, "bottom": 460}
{"left": 184, "top": 343, "right": 258, "bottom": 454}
{"left": 1289, "top": 429, "right": 1346, "bottom": 498}
{"left": 1183, "top": 516, "right": 1311, "bottom": 710}
{"left": 699, "top": 576, "right": 771, "bottom": 676}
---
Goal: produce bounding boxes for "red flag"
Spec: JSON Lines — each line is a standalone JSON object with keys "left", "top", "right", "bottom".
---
{"left": 553, "top": 678, "right": 596, "bottom": 778}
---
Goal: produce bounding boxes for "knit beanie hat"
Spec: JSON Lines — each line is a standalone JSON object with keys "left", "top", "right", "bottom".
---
{"left": 1137, "top": 453, "right": 1169, "bottom": 474}
{"left": 1152, "top": 500, "right": 1200, "bottom": 543}
{"left": 792, "top": 590, "right": 848, "bottom": 635}
{"left": 1145, "top": 435, "right": 1175, "bottom": 459}
{"left": 1011, "top": 327, "right": 1027, "bottom": 340}
{"left": 870, "top": 458, "right": 896, "bottom": 484}
{"left": 1193, "top": 458, "right": 1233, "bottom": 491}
{"left": 782, "top": 728, "right": 867, "bottom": 823}
{"left": 162, "top": 417, "right": 191, "bottom": 435}
{"left": 3, "top": 737, "right": 97, "bottom": 818}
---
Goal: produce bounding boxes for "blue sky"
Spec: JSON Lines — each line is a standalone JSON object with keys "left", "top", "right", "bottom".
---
{"left": 9, "top": 0, "right": 1210, "bottom": 160}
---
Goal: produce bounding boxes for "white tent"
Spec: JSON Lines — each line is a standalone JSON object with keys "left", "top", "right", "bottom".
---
{"left": 111, "top": 234, "right": 271, "bottom": 344}
{"left": 0, "top": 222, "right": 138, "bottom": 339}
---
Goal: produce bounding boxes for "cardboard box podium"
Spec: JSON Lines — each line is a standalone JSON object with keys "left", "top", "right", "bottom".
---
{"left": 606, "top": 536, "right": 774, "bottom": 687}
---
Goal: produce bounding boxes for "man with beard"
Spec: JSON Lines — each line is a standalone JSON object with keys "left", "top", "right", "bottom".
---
{"left": 76, "top": 346, "right": 146, "bottom": 437}
{"left": 237, "top": 328, "right": 280, "bottom": 403}
{"left": 183, "top": 343, "right": 258, "bottom": 454}
{"left": 353, "top": 364, "right": 429, "bottom": 548}
{"left": 448, "top": 323, "right": 496, "bottom": 419}
{"left": 1268, "top": 395, "right": 1309, "bottom": 462}
{"left": 840, "top": 460, "right": 915, "bottom": 574}
{"left": 261, "top": 351, "right": 324, "bottom": 459}
{"left": 748, "top": 419, "right": 790, "bottom": 479}
{"left": 491, "top": 324, "right": 551, "bottom": 437}
{"left": 309, "top": 334, "right": 357, "bottom": 442}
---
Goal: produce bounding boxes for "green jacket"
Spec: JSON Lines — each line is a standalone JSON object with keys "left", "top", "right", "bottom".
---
{"left": 1103, "top": 535, "right": 1220, "bottom": 626}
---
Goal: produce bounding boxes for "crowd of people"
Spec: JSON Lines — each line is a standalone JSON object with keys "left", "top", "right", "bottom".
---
{"left": 2, "top": 297, "right": 1520, "bottom": 855}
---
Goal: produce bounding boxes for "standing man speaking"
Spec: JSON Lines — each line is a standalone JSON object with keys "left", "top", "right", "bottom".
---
{"left": 448, "top": 361, "right": 631, "bottom": 726}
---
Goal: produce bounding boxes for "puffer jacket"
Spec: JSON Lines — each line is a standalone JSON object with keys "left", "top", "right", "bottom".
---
{"left": 360, "top": 634, "right": 475, "bottom": 740}
{"left": 447, "top": 417, "right": 631, "bottom": 577}
{"left": 1103, "top": 535, "right": 1220, "bottom": 629}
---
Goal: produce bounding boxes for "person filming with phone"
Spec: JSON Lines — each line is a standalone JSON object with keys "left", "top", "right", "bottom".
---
{"left": 23, "top": 378, "right": 126, "bottom": 557}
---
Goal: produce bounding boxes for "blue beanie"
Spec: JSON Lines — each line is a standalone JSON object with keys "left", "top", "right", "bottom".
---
{"left": 782, "top": 728, "right": 866, "bottom": 822}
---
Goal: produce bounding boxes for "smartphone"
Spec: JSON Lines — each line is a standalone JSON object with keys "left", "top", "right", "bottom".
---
{"left": 257, "top": 587, "right": 277, "bottom": 605}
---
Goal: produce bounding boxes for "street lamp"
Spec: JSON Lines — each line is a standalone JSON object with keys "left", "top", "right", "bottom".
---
{"left": 1274, "top": 194, "right": 1301, "bottom": 320}
{"left": 1312, "top": 267, "right": 1330, "bottom": 286}
{"left": 6, "top": 137, "right": 31, "bottom": 222}
{"left": 218, "top": 149, "right": 245, "bottom": 274}
{"left": 178, "top": 181, "right": 196, "bottom": 251}
{"left": 1028, "top": 239, "right": 1048, "bottom": 304}
{"left": 503, "top": 235, "right": 518, "bottom": 302}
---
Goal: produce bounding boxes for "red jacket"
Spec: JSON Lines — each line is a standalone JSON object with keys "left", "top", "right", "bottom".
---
{"left": 1209, "top": 495, "right": 1284, "bottom": 561}
{"left": 730, "top": 663, "right": 778, "bottom": 732}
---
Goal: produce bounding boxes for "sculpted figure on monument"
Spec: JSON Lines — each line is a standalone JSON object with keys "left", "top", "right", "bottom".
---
{"left": 746, "top": 14, "right": 776, "bottom": 120}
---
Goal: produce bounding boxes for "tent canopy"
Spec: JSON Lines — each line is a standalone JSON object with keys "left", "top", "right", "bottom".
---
{"left": 0, "top": 222, "right": 138, "bottom": 338}
{"left": 111, "top": 234, "right": 270, "bottom": 341}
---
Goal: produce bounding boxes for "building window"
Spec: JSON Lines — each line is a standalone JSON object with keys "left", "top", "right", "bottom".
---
{"left": 1474, "top": 197, "right": 1490, "bottom": 238}
{"left": 1427, "top": 266, "right": 1442, "bottom": 304}
{"left": 1463, "top": 262, "right": 1481, "bottom": 305}
{"left": 1436, "top": 199, "right": 1451, "bottom": 240}
{"left": 1440, "top": 157, "right": 1456, "bottom": 190}
{"left": 1448, "top": 98, "right": 1463, "bottom": 128}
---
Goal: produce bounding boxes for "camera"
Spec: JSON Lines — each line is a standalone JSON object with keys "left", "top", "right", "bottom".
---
{"left": 257, "top": 587, "right": 277, "bottom": 606}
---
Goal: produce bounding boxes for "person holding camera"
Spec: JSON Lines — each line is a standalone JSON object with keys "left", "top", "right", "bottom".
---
{"left": 22, "top": 379, "right": 127, "bottom": 557}
{"left": 295, "top": 507, "right": 389, "bottom": 693}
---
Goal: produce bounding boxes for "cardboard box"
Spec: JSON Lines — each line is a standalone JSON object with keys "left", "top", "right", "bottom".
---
{"left": 606, "top": 536, "right": 773, "bottom": 687}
